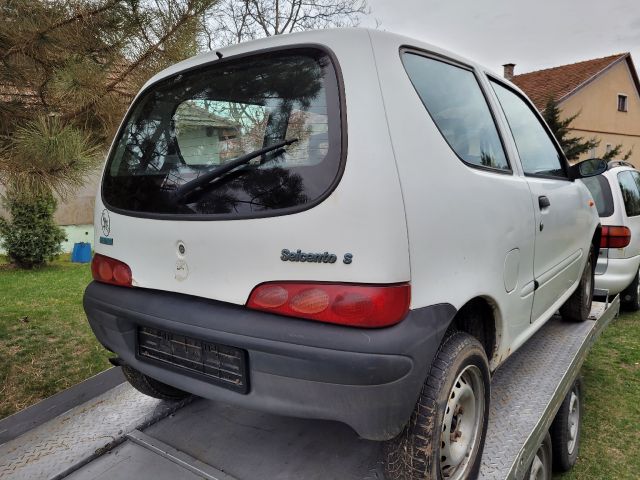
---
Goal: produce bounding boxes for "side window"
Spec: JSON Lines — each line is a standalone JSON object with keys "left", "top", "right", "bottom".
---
{"left": 617, "top": 171, "right": 640, "bottom": 217}
{"left": 581, "top": 175, "right": 614, "bottom": 217}
{"left": 402, "top": 53, "right": 509, "bottom": 171}
{"left": 490, "top": 81, "right": 566, "bottom": 178}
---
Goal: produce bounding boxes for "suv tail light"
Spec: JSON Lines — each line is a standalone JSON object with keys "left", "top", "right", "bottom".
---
{"left": 600, "top": 226, "right": 631, "bottom": 249}
{"left": 247, "top": 282, "right": 411, "bottom": 328}
{"left": 91, "top": 254, "right": 132, "bottom": 287}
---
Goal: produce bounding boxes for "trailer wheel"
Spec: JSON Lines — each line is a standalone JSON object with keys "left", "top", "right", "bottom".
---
{"left": 383, "top": 332, "right": 490, "bottom": 480}
{"left": 550, "top": 379, "right": 583, "bottom": 472}
{"left": 560, "top": 248, "right": 594, "bottom": 322}
{"left": 122, "top": 364, "right": 191, "bottom": 401}
{"left": 621, "top": 269, "right": 640, "bottom": 312}
{"left": 527, "top": 432, "right": 552, "bottom": 480}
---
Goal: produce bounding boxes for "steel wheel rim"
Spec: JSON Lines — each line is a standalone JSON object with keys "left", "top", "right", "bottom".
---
{"left": 567, "top": 391, "right": 579, "bottom": 455}
{"left": 440, "top": 365, "right": 485, "bottom": 480}
{"left": 528, "top": 454, "right": 546, "bottom": 480}
{"left": 529, "top": 440, "right": 550, "bottom": 480}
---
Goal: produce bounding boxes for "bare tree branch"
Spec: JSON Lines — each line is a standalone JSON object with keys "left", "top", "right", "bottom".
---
{"left": 204, "top": 0, "right": 370, "bottom": 48}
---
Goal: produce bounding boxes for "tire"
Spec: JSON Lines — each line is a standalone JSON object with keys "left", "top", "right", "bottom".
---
{"left": 560, "top": 248, "right": 594, "bottom": 322}
{"left": 526, "top": 432, "right": 553, "bottom": 480}
{"left": 621, "top": 269, "right": 640, "bottom": 312}
{"left": 122, "top": 364, "right": 192, "bottom": 401}
{"left": 383, "top": 332, "right": 490, "bottom": 480}
{"left": 550, "top": 378, "right": 583, "bottom": 472}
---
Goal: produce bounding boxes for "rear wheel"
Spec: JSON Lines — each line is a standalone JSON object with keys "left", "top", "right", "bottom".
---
{"left": 550, "top": 379, "right": 582, "bottom": 472}
{"left": 122, "top": 364, "right": 191, "bottom": 401}
{"left": 560, "top": 249, "right": 594, "bottom": 322}
{"left": 383, "top": 332, "right": 490, "bottom": 480}
{"left": 621, "top": 269, "right": 640, "bottom": 312}
{"left": 527, "top": 432, "right": 553, "bottom": 480}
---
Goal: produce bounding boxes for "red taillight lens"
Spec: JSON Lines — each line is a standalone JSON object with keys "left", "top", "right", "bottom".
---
{"left": 600, "top": 226, "right": 631, "bottom": 248}
{"left": 247, "top": 282, "right": 411, "bottom": 328}
{"left": 91, "top": 254, "right": 132, "bottom": 287}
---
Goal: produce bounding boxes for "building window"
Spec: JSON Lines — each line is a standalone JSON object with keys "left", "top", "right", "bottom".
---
{"left": 618, "top": 94, "right": 628, "bottom": 112}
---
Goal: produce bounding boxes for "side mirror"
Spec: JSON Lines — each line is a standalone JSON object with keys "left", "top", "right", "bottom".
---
{"left": 570, "top": 158, "right": 607, "bottom": 179}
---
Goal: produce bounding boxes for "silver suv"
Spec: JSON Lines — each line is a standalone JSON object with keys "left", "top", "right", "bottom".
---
{"left": 582, "top": 160, "right": 640, "bottom": 310}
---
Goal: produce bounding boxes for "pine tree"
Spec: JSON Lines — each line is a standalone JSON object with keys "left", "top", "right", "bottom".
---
{"left": 543, "top": 98, "right": 632, "bottom": 162}
{"left": 0, "top": 0, "right": 218, "bottom": 266}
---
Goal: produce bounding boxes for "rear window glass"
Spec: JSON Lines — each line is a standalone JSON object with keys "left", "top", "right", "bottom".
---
{"left": 581, "top": 175, "right": 614, "bottom": 217}
{"left": 103, "top": 49, "right": 342, "bottom": 218}
{"left": 401, "top": 53, "right": 509, "bottom": 171}
{"left": 618, "top": 170, "right": 640, "bottom": 217}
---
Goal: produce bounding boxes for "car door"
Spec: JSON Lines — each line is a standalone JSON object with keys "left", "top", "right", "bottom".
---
{"left": 489, "top": 80, "right": 588, "bottom": 323}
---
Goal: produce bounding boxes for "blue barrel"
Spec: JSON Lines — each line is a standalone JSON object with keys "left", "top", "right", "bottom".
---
{"left": 71, "top": 242, "right": 92, "bottom": 263}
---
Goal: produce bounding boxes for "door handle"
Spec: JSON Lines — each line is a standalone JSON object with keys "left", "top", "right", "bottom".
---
{"left": 538, "top": 196, "right": 551, "bottom": 209}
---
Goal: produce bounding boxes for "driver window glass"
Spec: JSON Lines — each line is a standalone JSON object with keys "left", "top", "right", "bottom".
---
{"left": 490, "top": 81, "right": 567, "bottom": 178}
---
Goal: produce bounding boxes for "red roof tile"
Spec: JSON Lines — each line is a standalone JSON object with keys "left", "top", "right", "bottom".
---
{"left": 510, "top": 53, "right": 630, "bottom": 111}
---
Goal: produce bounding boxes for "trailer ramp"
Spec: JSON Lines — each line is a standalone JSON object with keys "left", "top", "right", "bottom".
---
{"left": 0, "top": 298, "right": 618, "bottom": 480}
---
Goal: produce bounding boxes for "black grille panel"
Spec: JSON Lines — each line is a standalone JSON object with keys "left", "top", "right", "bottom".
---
{"left": 137, "top": 326, "right": 248, "bottom": 393}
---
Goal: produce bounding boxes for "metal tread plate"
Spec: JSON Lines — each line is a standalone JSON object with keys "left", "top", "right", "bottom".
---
{"left": 141, "top": 399, "right": 385, "bottom": 480}
{"left": 479, "top": 298, "right": 618, "bottom": 480}
{"left": 0, "top": 383, "right": 189, "bottom": 480}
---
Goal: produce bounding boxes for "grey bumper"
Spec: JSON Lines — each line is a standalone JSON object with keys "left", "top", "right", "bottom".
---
{"left": 83, "top": 282, "right": 454, "bottom": 440}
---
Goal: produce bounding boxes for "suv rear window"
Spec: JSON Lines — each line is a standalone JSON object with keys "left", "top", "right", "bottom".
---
{"left": 617, "top": 170, "right": 640, "bottom": 217}
{"left": 581, "top": 175, "right": 614, "bottom": 217}
{"left": 103, "top": 49, "right": 342, "bottom": 218}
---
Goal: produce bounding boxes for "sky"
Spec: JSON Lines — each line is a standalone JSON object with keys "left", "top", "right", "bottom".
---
{"left": 363, "top": 0, "right": 640, "bottom": 77}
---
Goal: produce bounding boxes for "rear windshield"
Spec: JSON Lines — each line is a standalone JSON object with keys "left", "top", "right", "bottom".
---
{"left": 581, "top": 175, "right": 614, "bottom": 217}
{"left": 103, "top": 49, "right": 342, "bottom": 218}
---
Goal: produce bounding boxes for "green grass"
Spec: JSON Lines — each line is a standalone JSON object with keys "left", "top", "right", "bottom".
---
{"left": 0, "top": 255, "right": 110, "bottom": 419}
{"left": 556, "top": 310, "right": 640, "bottom": 479}
{"left": 0, "top": 257, "right": 638, "bottom": 478}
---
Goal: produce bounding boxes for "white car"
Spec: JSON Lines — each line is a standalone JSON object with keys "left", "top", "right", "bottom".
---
{"left": 84, "top": 28, "right": 605, "bottom": 479}
{"left": 582, "top": 161, "right": 640, "bottom": 310}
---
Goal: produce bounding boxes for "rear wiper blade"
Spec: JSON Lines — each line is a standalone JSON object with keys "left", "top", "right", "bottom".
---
{"left": 173, "top": 138, "right": 298, "bottom": 202}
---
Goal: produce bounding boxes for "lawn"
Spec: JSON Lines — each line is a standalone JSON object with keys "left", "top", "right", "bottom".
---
{"left": 0, "top": 256, "right": 111, "bottom": 419}
{"left": 0, "top": 258, "right": 638, "bottom": 479}
{"left": 556, "top": 309, "right": 640, "bottom": 479}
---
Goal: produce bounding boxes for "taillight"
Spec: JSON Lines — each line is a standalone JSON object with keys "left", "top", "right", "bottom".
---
{"left": 600, "top": 226, "right": 631, "bottom": 248}
{"left": 247, "top": 282, "right": 411, "bottom": 328}
{"left": 91, "top": 254, "right": 132, "bottom": 287}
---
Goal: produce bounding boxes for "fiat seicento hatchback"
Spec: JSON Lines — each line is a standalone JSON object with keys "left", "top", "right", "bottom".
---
{"left": 84, "top": 28, "right": 606, "bottom": 479}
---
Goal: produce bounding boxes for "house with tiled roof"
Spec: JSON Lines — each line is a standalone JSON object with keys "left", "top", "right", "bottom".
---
{"left": 504, "top": 53, "right": 640, "bottom": 165}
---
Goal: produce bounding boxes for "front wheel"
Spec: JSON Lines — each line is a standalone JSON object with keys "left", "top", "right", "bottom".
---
{"left": 383, "top": 332, "right": 490, "bottom": 480}
{"left": 560, "top": 248, "right": 594, "bottom": 322}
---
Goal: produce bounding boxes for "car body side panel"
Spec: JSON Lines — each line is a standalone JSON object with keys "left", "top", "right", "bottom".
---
{"left": 369, "top": 32, "right": 537, "bottom": 367}
{"left": 93, "top": 30, "right": 410, "bottom": 306}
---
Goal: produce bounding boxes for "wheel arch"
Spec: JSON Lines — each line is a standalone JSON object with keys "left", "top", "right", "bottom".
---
{"left": 450, "top": 296, "right": 502, "bottom": 368}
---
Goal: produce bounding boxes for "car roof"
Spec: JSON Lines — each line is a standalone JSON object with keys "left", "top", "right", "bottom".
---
{"left": 606, "top": 160, "right": 637, "bottom": 172}
{"left": 140, "top": 28, "right": 522, "bottom": 94}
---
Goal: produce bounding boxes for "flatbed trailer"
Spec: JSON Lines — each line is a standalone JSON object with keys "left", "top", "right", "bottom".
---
{"left": 0, "top": 296, "right": 619, "bottom": 480}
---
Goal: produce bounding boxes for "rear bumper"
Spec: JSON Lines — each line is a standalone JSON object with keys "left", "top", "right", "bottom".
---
{"left": 83, "top": 282, "right": 455, "bottom": 440}
{"left": 594, "top": 255, "right": 640, "bottom": 295}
